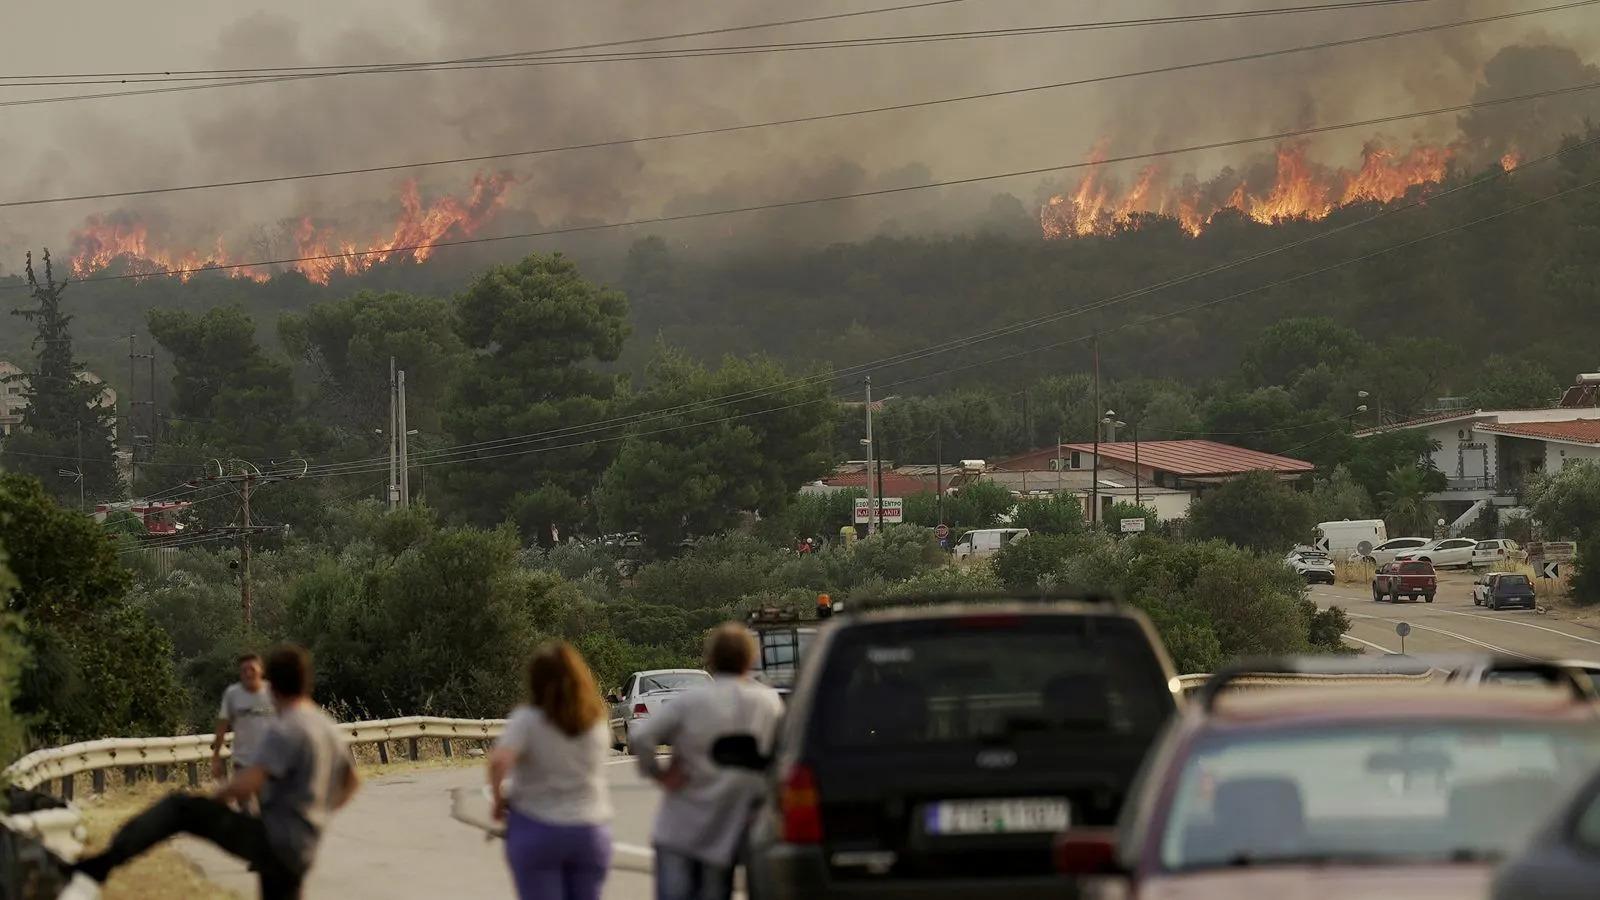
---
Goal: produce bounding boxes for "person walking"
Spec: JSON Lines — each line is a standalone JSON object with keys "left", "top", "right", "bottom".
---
{"left": 74, "top": 645, "right": 360, "bottom": 899}
{"left": 489, "top": 641, "right": 614, "bottom": 900}
{"left": 212, "top": 652, "right": 276, "bottom": 784}
{"left": 632, "top": 623, "right": 784, "bottom": 900}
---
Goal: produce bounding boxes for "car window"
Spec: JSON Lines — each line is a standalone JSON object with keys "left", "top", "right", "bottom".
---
{"left": 1443, "top": 539, "right": 1474, "bottom": 549}
{"left": 1476, "top": 541, "right": 1497, "bottom": 550}
{"left": 1159, "top": 722, "right": 1600, "bottom": 871}
{"left": 1494, "top": 575, "right": 1533, "bottom": 592}
{"left": 1399, "top": 562, "right": 1434, "bottom": 575}
{"left": 622, "top": 675, "right": 637, "bottom": 697}
{"left": 636, "top": 671, "right": 711, "bottom": 693}
{"left": 814, "top": 616, "right": 1172, "bottom": 749}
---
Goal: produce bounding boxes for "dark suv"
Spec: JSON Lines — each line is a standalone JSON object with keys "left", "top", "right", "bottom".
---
{"left": 742, "top": 598, "right": 1180, "bottom": 899}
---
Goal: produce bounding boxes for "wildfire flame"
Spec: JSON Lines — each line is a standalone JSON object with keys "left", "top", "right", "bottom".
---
{"left": 1041, "top": 139, "right": 1454, "bottom": 239}
{"left": 69, "top": 173, "right": 514, "bottom": 285}
{"left": 1501, "top": 149, "right": 1522, "bottom": 171}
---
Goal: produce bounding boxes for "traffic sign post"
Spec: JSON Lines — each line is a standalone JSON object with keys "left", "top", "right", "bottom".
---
{"left": 1120, "top": 517, "right": 1147, "bottom": 534}
{"left": 935, "top": 523, "right": 950, "bottom": 540}
{"left": 1541, "top": 561, "right": 1561, "bottom": 579}
{"left": 1396, "top": 621, "right": 1411, "bottom": 655}
{"left": 854, "top": 497, "right": 904, "bottom": 525}
{"left": 1313, "top": 536, "right": 1330, "bottom": 553}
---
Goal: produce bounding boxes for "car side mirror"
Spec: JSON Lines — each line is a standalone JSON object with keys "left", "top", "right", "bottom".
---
{"left": 710, "top": 733, "right": 770, "bottom": 771}
{"left": 1054, "top": 829, "right": 1123, "bottom": 876}
{"left": 604, "top": 693, "right": 620, "bottom": 704}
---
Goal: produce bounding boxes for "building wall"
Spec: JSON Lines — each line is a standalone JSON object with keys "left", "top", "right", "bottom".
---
{"left": 1546, "top": 442, "right": 1600, "bottom": 471}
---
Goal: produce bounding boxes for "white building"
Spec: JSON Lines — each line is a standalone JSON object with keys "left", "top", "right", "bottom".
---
{"left": 0, "top": 360, "right": 119, "bottom": 439}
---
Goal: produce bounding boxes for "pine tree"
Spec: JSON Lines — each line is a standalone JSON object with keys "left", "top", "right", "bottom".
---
{"left": 0, "top": 250, "right": 123, "bottom": 506}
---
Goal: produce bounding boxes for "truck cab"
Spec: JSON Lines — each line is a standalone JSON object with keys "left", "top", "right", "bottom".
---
{"left": 747, "top": 597, "right": 834, "bottom": 699}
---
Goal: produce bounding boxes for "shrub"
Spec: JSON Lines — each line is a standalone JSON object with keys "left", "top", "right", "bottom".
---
{"left": 1012, "top": 494, "right": 1085, "bottom": 535}
{"left": 1188, "top": 471, "right": 1315, "bottom": 553}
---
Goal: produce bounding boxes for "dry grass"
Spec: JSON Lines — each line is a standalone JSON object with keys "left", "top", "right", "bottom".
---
{"left": 76, "top": 783, "right": 240, "bottom": 900}
{"left": 1334, "top": 558, "right": 1375, "bottom": 585}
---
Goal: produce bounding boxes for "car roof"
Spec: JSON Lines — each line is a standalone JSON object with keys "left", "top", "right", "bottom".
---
{"left": 633, "top": 668, "right": 709, "bottom": 676}
{"left": 1203, "top": 684, "right": 1598, "bottom": 727}
{"left": 838, "top": 598, "right": 1139, "bottom": 624}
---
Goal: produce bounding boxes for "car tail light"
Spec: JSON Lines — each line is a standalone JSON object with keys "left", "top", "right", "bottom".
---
{"left": 1054, "top": 829, "right": 1120, "bottom": 875}
{"left": 780, "top": 763, "right": 823, "bottom": 844}
{"left": 632, "top": 702, "right": 648, "bottom": 717}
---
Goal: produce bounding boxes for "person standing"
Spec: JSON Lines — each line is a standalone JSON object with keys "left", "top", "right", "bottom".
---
{"left": 213, "top": 653, "right": 276, "bottom": 782}
{"left": 74, "top": 645, "right": 360, "bottom": 899}
{"left": 632, "top": 623, "right": 784, "bottom": 900}
{"left": 489, "top": 641, "right": 614, "bottom": 900}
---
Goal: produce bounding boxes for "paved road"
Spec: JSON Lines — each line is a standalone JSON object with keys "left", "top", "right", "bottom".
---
{"left": 181, "top": 754, "right": 666, "bottom": 899}
{"left": 1313, "top": 570, "right": 1600, "bottom": 660}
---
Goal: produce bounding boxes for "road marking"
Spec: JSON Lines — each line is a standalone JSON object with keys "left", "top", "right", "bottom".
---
{"left": 1425, "top": 608, "right": 1600, "bottom": 649}
{"left": 614, "top": 841, "right": 654, "bottom": 858}
{"left": 1344, "top": 612, "right": 1533, "bottom": 659}
{"left": 1342, "top": 633, "right": 1397, "bottom": 655}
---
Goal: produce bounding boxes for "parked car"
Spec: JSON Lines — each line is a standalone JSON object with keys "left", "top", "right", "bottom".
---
{"left": 606, "top": 668, "right": 712, "bottom": 752}
{"left": 1372, "top": 560, "right": 1437, "bottom": 603}
{"left": 1472, "top": 539, "right": 1526, "bottom": 568}
{"left": 1396, "top": 536, "right": 1479, "bottom": 568}
{"left": 1284, "top": 548, "right": 1336, "bottom": 584}
{"left": 740, "top": 595, "right": 1180, "bottom": 898}
{"left": 1313, "top": 518, "right": 1388, "bottom": 560}
{"left": 1494, "top": 762, "right": 1600, "bottom": 899}
{"left": 1363, "top": 536, "right": 1432, "bottom": 566}
{"left": 1472, "top": 572, "right": 1538, "bottom": 611}
{"left": 952, "top": 527, "right": 1029, "bottom": 561}
{"left": 1054, "top": 660, "right": 1600, "bottom": 900}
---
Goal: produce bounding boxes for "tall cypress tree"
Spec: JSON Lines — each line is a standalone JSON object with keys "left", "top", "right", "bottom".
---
{"left": 0, "top": 251, "right": 122, "bottom": 506}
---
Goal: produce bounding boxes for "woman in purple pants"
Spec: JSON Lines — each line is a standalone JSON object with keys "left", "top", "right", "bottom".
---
{"left": 489, "top": 642, "right": 614, "bottom": 899}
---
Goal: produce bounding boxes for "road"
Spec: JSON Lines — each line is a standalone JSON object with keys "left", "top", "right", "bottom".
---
{"left": 180, "top": 754, "right": 666, "bottom": 899}
{"left": 1313, "top": 569, "right": 1600, "bottom": 660}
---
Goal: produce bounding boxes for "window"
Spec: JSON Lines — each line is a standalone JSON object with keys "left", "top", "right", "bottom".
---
{"left": 1070, "top": 451, "right": 1083, "bottom": 470}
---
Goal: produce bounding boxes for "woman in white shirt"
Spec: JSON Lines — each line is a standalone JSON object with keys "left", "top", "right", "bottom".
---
{"left": 489, "top": 641, "right": 614, "bottom": 900}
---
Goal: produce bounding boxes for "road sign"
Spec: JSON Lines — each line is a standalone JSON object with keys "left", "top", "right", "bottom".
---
{"left": 1314, "top": 536, "right": 1330, "bottom": 552}
{"left": 935, "top": 523, "right": 950, "bottom": 540}
{"left": 1395, "top": 622, "right": 1411, "bottom": 637}
{"left": 1528, "top": 541, "right": 1577, "bottom": 563}
{"left": 1541, "top": 561, "right": 1562, "bottom": 579}
{"left": 1120, "top": 517, "right": 1147, "bottom": 534}
{"left": 854, "top": 497, "right": 904, "bottom": 524}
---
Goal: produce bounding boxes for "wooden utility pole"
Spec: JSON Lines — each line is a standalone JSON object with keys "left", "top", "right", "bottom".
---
{"left": 388, "top": 357, "right": 398, "bottom": 510}
{"left": 240, "top": 473, "right": 253, "bottom": 627}
{"left": 398, "top": 369, "right": 410, "bottom": 507}
{"left": 1091, "top": 335, "right": 1101, "bottom": 527}
{"left": 173, "top": 463, "right": 301, "bottom": 628}
{"left": 863, "top": 377, "right": 874, "bottom": 535}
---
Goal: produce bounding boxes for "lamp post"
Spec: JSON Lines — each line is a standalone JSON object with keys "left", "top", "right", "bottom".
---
{"left": 1101, "top": 411, "right": 1125, "bottom": 523}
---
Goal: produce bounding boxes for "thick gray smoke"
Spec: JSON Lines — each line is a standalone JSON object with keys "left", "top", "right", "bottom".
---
{"left": 1, "top": 0, "right": 1597, "bottom": 265}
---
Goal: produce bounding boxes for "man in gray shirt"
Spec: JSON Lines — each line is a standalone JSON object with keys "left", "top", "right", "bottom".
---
{"left": 213, "top": 652, "right": 275, "bottom": 779}
{"left": 75, "top": 644, "right": 360, "bottom": 899}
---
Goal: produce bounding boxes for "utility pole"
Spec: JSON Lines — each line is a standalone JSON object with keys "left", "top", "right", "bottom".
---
{"left": 934, "top": 421, "right": 944, "bottom": 527}
{"left": 1091, "top": 335, "right": 1101, "bottom": 527}
{"left": 1133, "top": 422, "right": 1142, "bottom": 507}
{"left": 174, "top": 464, "right": 300, "bottom": 627}
{"left": 240, "top": 472, "right": 253, "bottom": 627}
{"left": 127, "top": 333, "right": 155, "bottom": 492}
{"left": 863, "top": 377, "right": 874, "bottom": 535}
{"left": 75, "top": 420, "right": 84, "bottom": 510}
{"left": 1057, "top": 429, "right": 1063, "bottom": 495}
{"left": 388, "top": 357, "right": 398, "bottom": 510}
{"left": 875, "top": 432, "right": 886, "bottom": 533}
{"left": 397, "top": 369, "right": 411, "bottom": 507}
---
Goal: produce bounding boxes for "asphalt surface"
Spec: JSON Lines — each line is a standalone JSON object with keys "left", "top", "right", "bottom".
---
{"left": 179, "top": 754, "right": 666, "bottom": 899}
{"left": 1313, "top": 569, "right": 1600, "bottom": 661}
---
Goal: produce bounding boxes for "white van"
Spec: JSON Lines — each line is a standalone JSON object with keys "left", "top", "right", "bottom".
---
{"left": 1314, "top": 519, "right": 1388, "bottom": 559}
{"left": 953, "top": 528, "right": 1029, "bottom": 560}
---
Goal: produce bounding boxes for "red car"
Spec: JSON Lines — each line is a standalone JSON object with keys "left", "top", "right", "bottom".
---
{"left": 1372, "top": 560, "right": 1436, "bottom": 603}
{"left": 1055, "top": 661, "right": 1600, "bottom": 900}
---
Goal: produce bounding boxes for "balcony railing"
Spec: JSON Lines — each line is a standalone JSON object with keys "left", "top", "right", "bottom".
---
{"left": 1443, "top": 475, "right": 1496, "bottom": 491}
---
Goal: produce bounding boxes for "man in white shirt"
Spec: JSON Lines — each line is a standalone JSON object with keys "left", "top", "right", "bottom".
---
{"left": 633, "top": 623, "right": 784, "bottom": 900}
{"left": 213, "top": 653, "right": 275, "bottom": 781}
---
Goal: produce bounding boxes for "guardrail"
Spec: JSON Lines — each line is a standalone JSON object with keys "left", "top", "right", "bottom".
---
{"left": 5, "top": 715, "right": 507, "bottom": 795}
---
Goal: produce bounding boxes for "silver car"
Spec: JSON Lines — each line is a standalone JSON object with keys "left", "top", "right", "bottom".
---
{"left": 606, "top": 668, "right": 711, "bottom": 752}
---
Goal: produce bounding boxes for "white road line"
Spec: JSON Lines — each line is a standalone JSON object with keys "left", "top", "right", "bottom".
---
{"left": 614, "top": 842, "right": 655, "bottom": 858}
{"left": 1425, "top": 608, "right": 1600, "bottom": 649}
{"left": 1342, "top": 633, "right": 1397, "bottom": 654}
{"left": 1344, "top": 612, "right": 1533, "bottom": 659}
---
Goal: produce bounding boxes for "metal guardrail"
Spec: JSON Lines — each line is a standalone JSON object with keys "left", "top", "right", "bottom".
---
{"left": 4, "top": 715, "right": 507, "bottom": 792}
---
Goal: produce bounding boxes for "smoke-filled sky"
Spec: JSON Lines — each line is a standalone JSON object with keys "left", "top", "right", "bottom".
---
{"left": 2, "top": 0, "right": 1598, "bottom": 267}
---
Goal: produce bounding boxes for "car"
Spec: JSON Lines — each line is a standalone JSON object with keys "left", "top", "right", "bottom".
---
{"left": 748, "top": 599, "right": 831, "bottom": 700}
{"left": 605, "top": 668, "right": 711, "bottom": 752}
{"left": 1314, "top": 519, "right": 1388, "bottom": 561}
{"left": 1372, "top": 560, "right": 1436, "bottom": 603}
{"left": 1054, "top": 658, "right": 1600, "bottom": 900}
{"left": 1472, "top": 539, "right": 1526, "bottom": 568}
{"left": 1472, "top": 572, "right": 1538, "bottom": 611}
{"left": 1362, "top": 536, "right": 1432, "bottom": 566}
{"left": 1396, "top": 537, "right": 1479, "bottom": 568}
{"left": 952, "top": 527, "right": 1029, "bottom": 561}
{"left": 1284, "top": 548, "right": 1336, "bottom": 584}
{"left": 1494, "top": 762, "right": 1600, "bottom": 899}
{"left": 740, "top": 595, "right": 1181, "bottom": 898}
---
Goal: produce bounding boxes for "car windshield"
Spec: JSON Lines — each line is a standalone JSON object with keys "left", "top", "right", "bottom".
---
{"left": 1495, "top": 575, "right": 1533, "bottom": 593}
{"left": 1159, "top": 722, "right": 1600, "bottom": 871}
{"left": 636, "top": 671, "right": 710, "bottom": 693}
{"left": 816, "top": 616, "right": 1172, "bottom": 748}
{"left": 1399, "top": 562, "right": 1433, "bottom": 575}
{"left": 754, "top": 627, "right": 816, "bottom": 670}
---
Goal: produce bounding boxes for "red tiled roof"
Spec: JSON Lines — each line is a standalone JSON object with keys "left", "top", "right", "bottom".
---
{"left": 1352, "top": 409, "right": 1486, "bottom": 437}
{"left": 1473, "top": 419, "right": 1600, "bottom": 445}
{"left": 1059, "top": 439, "right": 1314, "bottom": 476}
{"left": 822, "top": 472, "right": 943, "bottom": 495}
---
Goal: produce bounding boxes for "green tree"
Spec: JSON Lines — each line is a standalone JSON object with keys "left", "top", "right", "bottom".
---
{"left": 596, "top": 351, "right": 832, "bottom": 552}
{"left": 441, "top": 254, "right": 629, "bottom": 525}
{"left": 1468, "top": 355, "right": 1561, "bottom": 410}
{"left": 1103, "top": 501, "right": 1157, "bottom": 535}
{"left": 0, "top": 251, "right": 122, "bottom": 505}
{"left": 1188, "top": 471, "right": 1315, "bottom": 552}
{"left": 0, "top": 534, "right": 27, "bottom": 759}
{"left": 1011, "top": 493, "right": 1084, "bottom": 535}
{"left": 0, "top": 473, "right": 181, "bottom": 740}
{"left": 1526, "top": 460, "right": 1600, "bottom": 541}
{"left": 1240, "top": 317, "right": 1361, "bottom": 386}
{"left": 944, "top": 480, "right": 1014, "bottom": 529}
{"left": 1309, "top": 465, "right": 1373, "bottom": 523}
{"left": 1379, "top": 465, "right": 1442, "bottom": 537}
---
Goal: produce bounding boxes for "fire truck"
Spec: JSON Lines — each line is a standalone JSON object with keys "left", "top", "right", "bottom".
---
{"left": 93, "top": 499, "right": 193, "bottom": 535}
{"left": 746, "top": 594, "right": 837, "bottom": 699}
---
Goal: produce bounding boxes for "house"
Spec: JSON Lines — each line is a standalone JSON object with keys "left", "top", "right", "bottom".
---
{"left": 990, "top": 439, "right": 1314, "bottom": 523}
{"left": 1353, "top": 373, "right": 1600, "bottom": 529}
{"left": 0, "top": 360, "right": 118, "bottom": 439}
{"left": 803, "top": 461, "right": 971, "bottom": 497}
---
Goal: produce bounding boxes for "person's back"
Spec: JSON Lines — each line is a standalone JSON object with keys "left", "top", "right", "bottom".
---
{"left": 257, "top": 702, "right": 356, "bottom": 872}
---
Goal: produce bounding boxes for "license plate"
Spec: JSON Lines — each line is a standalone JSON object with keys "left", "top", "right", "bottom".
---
{"left": 924, "top": 798, "right": 1070, "bottom": 835}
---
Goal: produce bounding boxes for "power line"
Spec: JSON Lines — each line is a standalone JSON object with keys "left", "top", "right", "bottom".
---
{"left": 285, "top": 167, "right": 1600, "bottom": 483}
{"left": 38, "top": 77, "right": 1600, "bottom": 296}
{"left": 277, "top": 119, "right": 1600, "bottom": 478}
{"left": 3, "top": 0, "right": 1579, "bottom": 210}
{"left": 0, "top": 0, "right": 1436, "bottom": 95}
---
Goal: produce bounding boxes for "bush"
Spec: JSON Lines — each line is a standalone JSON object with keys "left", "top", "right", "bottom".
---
{"left": 1574, "top": 533, "right": 1600, "bottom": 606}
{"left": 1188, "top": 471, "right": 1315, "bottom": 553}
{"left": 945, "top": 480, "right": 1014, "bottom": 529}
{"left": 992, "top": 532, "right": 1106, "bottom": 591}
{"left": 1102, "top": 501, "right": 1157, "bottom": 536}
{"left": 848, "top": 526, "right": 945, "bottom": 583}
{"left": 1012, "top": 494, "right": 1084, "bottom": 535}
